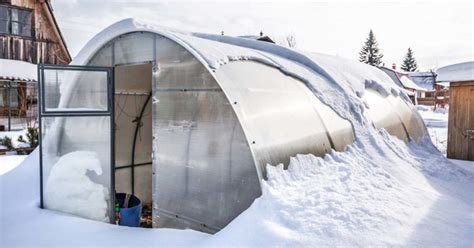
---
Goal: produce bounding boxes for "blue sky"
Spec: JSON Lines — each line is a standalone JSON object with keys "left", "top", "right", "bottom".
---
{"left": 52, "top": 0, "right": 473, "bottom": 70}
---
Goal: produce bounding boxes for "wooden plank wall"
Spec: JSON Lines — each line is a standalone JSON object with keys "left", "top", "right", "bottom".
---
{"left": 0, "top": 35, "right": 65, "bottom": 64}
{"left": 1, "top": 0, "right": 70, "bottom": 64}
{"left": 447, "top": 81, "right": 474, "bottom": 161}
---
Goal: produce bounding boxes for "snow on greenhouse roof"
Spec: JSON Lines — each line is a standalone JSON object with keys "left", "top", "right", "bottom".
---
{"left": 0, "top": 59, "right": 37, "bottom": 82}
{"left": 72, "top": 18, "right": 401, "bottom": 99}
{"left": 71, "top": 18, "right": 409, "bottom": 130}
{"left": 436, "top": 61, "right": 474, "bottom": 83}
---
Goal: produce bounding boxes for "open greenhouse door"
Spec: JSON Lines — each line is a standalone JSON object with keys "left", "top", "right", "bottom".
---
{"left": 113, "top": 63, "right": 153, "bottom": 214}
{"left": 38, "top": 64, "right": 116, "bottom": 223}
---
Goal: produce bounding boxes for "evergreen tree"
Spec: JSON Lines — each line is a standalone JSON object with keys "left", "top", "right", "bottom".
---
{"left": 359, "top": 30, "right": 384, "bottom": 66}
{"left": 401, "top": 48, "right": 418, "bottom": 72}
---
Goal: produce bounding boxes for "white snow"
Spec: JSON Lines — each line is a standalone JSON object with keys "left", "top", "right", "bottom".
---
{"left": 1, "top": 131, "right": 473, "bottom": 247}
{"left": 436, "top": 61, "right": 474, "bottom": 82}
{"left": 0, "top": 151, "right": 209, "bottom": 247}
{"left": 399, "top": 75, "right": 429, "bottom": 91}
{"left": 409, "top": 71, "right": 436, "bottom": 91}
{"left": 0, "top": 130, "right": 30, "bottom": 150}
{"left": 450, "top": 159, "right": 474, "bottom": 174}
{"left": 2, "top": 103, "right": 473, "bottom": 247}
{"left": 1, "top": 19, "right": 473, "bottom": 247}
{"left": 44, "top": 151, "right": 110, "bottom": 222}
{"left": 416, "top": 106, "right": 449, "bottom": 155}
{"left": 69, "top": 18, "right": 405, "bottom": 113}
{"left": 0, "top": 155, "right": 26, "bottom": 175}
{"left": 0, "top": 58, "right": 37, "bottom": 82}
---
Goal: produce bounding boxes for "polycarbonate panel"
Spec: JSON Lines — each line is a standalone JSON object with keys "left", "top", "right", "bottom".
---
{"left": 154, "top": 36, "right": 218, "bottom": 90}
{"left": 215, "top": 61, "right": 354, "bottom": 173}
{"left": 152, "top": 35, "right": 260, "bottom": 232}
{"left": 363, "top": 89, "right": 409, "bottom": 141}
{"left": 114, "top": 32, "right": 154, "bottom": 65}
{"left": 387, "top": 96, "right": 426, "bottom": 143}
{"left": 86, "top": 31, "right": 261, "bottom": 233}
{"left": 299, "top": 83, "right": 354, "bottom": 151}
{"left": 89, "top": 43, "right": 113, "bottom": 67}
{"left": 43, "top": 69, "right": 109, "bottom": 112}
{"left": 41, "top": 116, "right": 112, "bottom": 222}
{"left": 153, "top": 90, "right": 259, "bottom": 232}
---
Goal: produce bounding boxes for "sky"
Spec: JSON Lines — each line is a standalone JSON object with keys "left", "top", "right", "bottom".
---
{"left": 52, "top": 0, "right": 473, "bottom": 70}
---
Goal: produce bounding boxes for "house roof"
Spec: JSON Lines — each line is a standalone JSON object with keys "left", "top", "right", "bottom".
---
{"left": 408, "top": 71, "right": 436, "bottom": 91}
{"left": 238, "top": 35, "right": 275, "bottom": 43}
{"left": 436, "top": 61, "right": 474, "bottom": 83}
{"left": 44, "top": 1, "right": 71, "bottom": 62}
{"left": 0, "top": 59, "right": 37, "bottom": 82}
{"left": 379, "top": 67, "right": 429, "bottom": 92}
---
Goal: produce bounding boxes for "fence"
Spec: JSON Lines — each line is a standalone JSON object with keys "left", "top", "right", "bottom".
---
{"left": 0, "top": 80, "right": 38, "bottom": 131}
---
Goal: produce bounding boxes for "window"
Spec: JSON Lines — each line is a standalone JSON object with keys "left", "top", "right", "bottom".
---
{"left": 0, "top": 6, "right": 8, "bottom": 33}
{"left": 0, "top": 5, "right": 32, "bottom": 37}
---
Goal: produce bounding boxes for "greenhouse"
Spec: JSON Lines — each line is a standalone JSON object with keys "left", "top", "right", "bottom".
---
{"left": 38, "top": 19, "right": 426, "bottom": 233}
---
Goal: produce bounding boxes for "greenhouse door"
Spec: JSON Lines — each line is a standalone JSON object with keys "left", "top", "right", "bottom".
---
{"left": 38, "top": 64, "right": 116, "bottom": 223}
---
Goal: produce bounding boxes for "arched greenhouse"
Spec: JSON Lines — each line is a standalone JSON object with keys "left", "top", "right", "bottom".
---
{"left": 38, "top": 19, "right": 426, "bottom": 233}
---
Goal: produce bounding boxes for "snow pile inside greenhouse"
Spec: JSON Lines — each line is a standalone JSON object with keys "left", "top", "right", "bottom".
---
{"left": 1, "top": 19, "right": 473, "bottom": 247}
{"left": 44, "top": 151, "right": 109, "bottom": 222}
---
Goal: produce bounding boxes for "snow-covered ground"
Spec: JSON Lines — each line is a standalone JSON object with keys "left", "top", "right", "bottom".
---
{"left": 416, "top": 105, "right": 449, "bottom": 155}
{"left": 0, "top": 130, "right": 29, "bottom": 174}
{"left": 0, "top": 155, "right": 27, "bottom": 175}
{"left": 1, "top": 128, "right": 473, "bottom": 247}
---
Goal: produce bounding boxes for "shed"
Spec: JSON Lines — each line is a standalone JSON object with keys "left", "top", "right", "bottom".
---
{"left": 437, "top": 61, "right": 474, "bottom": 161}
{"left": 37, "top": 19, "right": 426, "bottom": 233}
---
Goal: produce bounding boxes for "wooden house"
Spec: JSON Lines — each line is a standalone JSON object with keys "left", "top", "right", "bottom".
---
{"left": 379, "top": 65, "right": 429, "bottom": 105}
{"left": 0, "top": 0, "right": 70, "bottom": 63}
{"left": 0, "top": 0, "right": 70, "bottom": 130}
{"left": 408, "top": 71, "right": 443, "bottom": 106}
{"left": 437, "top": 61, "right": 474, "bottom": 161}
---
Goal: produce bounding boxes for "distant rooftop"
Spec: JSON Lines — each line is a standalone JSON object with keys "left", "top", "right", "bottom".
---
{"left": 237, "top": 35, "right": 275, "bottom": 44}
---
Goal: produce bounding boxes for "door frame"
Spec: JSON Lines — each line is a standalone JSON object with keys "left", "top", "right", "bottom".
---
{"left": 38, "top": 64, "right": 116, "bottom": 223}
{"left": 113, "top": 61, "right": 154, "bottom": 198}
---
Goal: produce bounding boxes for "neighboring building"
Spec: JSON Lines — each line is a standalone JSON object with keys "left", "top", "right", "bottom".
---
{"left": 409, "top": 71, "right": 435, "bottom": 88}
{"left": 0, "top": 0, "right": 70, "bottom": 63}
{"left": 408, "top": 71, "right": 449, "bottom": 107}
{"left": 0, "top": 0, "right": 70, "bottom": 131}
{"left": 379, "top": 65, "right": 429, "bottom": 104}
{"left": 437, "top": 61, "right": 474, "bottom": 161}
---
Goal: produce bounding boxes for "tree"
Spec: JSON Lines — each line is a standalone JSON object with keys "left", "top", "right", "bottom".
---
{"left": 286, "top": 34, "right": 296, "bottom": 48}
{"left": 359, "top": 30, "right": 384, "bottom": 66}
{"left": 401, "top": 48, "right": 418, "bottom": 72}
{"left": 276, "top": 34, "right": 297, "bottom": 48}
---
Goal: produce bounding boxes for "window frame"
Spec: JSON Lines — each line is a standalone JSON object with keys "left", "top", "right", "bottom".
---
{"left": 0, "top": 4, "right": 33, "bottom": 38}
